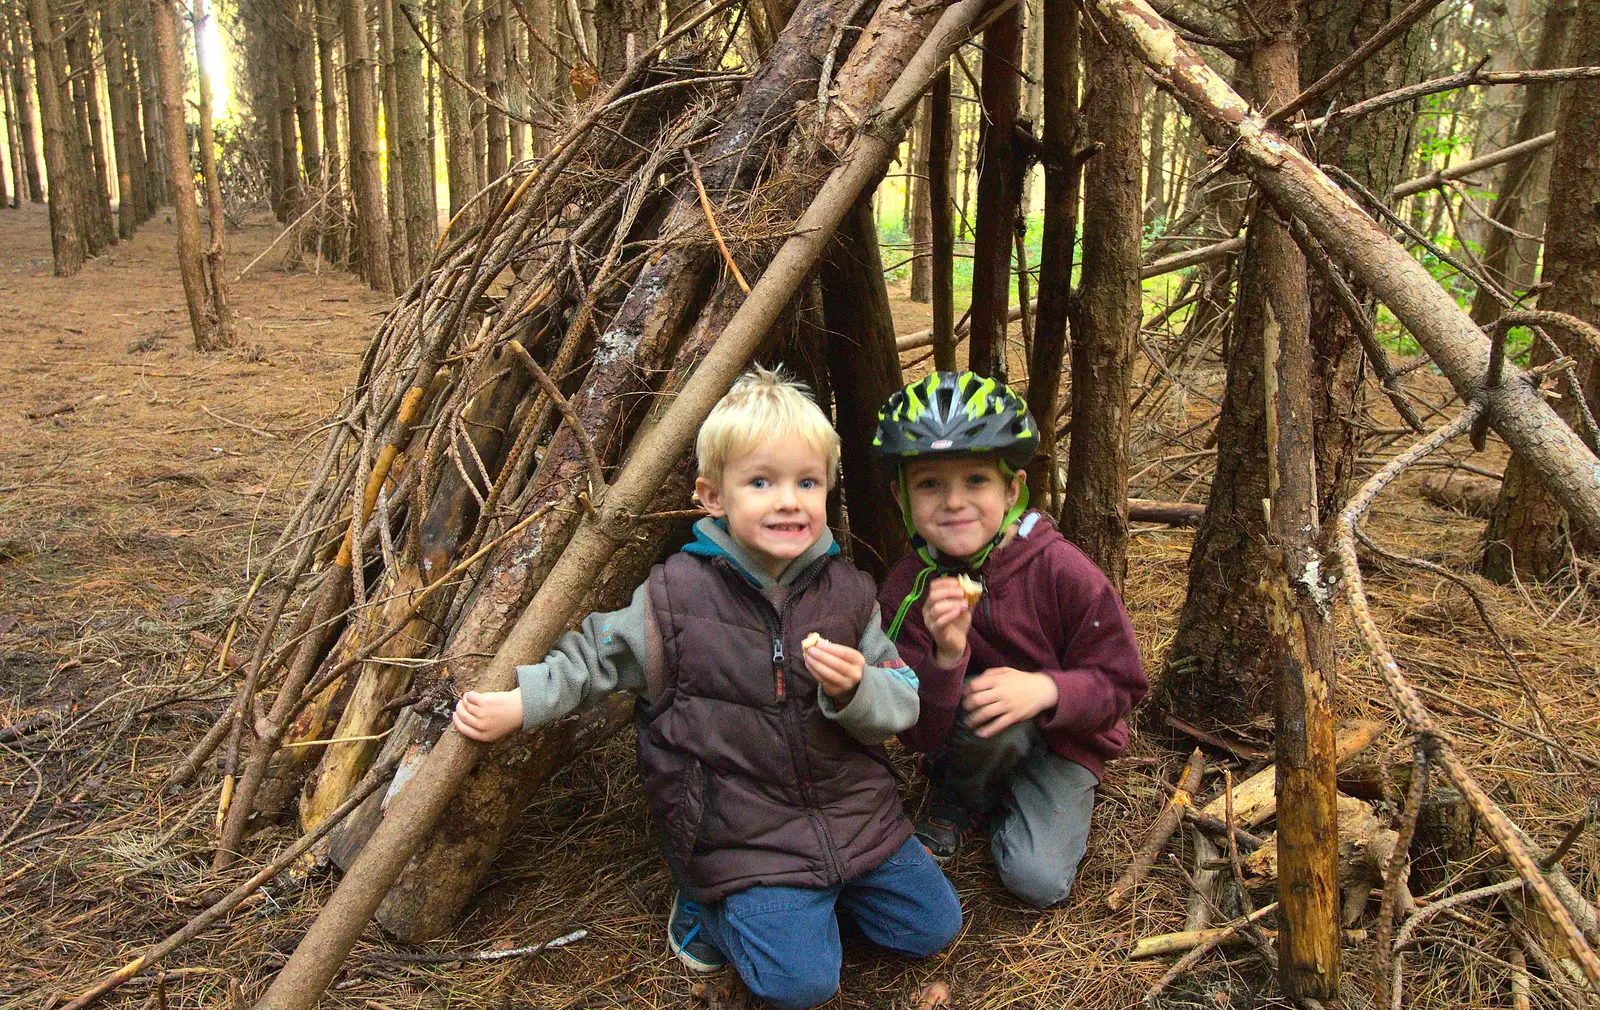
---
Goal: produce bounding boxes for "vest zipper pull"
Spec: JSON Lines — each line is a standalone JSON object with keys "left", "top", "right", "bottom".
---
{"left": 772, "top": 636, "right": 786, "bottom": 699}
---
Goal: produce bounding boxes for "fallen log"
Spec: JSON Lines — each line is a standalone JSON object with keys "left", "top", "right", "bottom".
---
{"left": 1199, "top": 720, "right": 1382, "bottom": 828}
{"left": 1128, "top": 499, "right": 1206, "bottom": 526}
{"left": 1095, "top": 0, "right": 1600, "bottom": 534}
{"left": 1420, "top": 472, "right": 1501, "bottom": 519}
{"left": 1106, "top": 748, "right": 1205, "bottom": 910}
{"left": 251, "top": 3, "right": 996, "bottom": 1004}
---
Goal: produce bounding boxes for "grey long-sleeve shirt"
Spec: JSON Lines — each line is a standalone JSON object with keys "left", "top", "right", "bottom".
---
{"left": 515, "top": 519, "right": 920, "bottom": 746}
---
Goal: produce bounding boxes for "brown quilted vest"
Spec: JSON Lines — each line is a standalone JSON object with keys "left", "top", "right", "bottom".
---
{"left": 635, "top": 550, "right": 913, "bottom": 902}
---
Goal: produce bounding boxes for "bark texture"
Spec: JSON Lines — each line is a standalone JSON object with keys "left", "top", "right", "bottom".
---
{"left": 151, "top": 0, "right": 213, "bottom": 346}
{"left": 1483, "top": 0, "right": 1600, "bottom": 582}
{"left": 393, "top": 0, "right": 438, "bottom": 279}
{"left": 25, "top": 0, "right": 85, "bottom": 275}
{"left": 343, "top": 0, "right": 394, "bottom": 293}
{"left": 966, "top": 1, "right": 1023, "bottom": 381}
{"left": 1060, "top": 9, "right": 1140, "bottom": 589}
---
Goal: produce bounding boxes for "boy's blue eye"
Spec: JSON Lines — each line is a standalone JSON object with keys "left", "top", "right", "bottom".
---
{"left": 799, "top": 478, "right": 818, "bottom": 490}
{"left": 750, "top": 477, "right": 770, "bottom": 488}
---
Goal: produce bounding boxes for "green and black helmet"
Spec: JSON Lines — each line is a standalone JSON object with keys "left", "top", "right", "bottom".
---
{"left": 872, "top": 371, "right": 1039, "bottom": 470}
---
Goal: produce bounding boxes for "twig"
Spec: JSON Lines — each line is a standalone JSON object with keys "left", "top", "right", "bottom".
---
{"left": 1105, "top": 749, "right": 1206, "bottom": 910}
{"left": 505, "top": 341, "right": 607, "bottom": 501}
{"left": 365, "top": 927, "right": 588, "bottom": 964}
{"left": 58, "top": 754, "right": 402, "bottom": 1010}
{"left": 1223, "top": 768, "right": 1278, "bottom": 971}
{"left": 684, "top": 150, "right": 751, "bottom": 295}
{"left": 1373, "top": 740, "right": 1429, "bottom": 1005}
{"left": 0, "top": 743, "right": 43, "bottom": 847}
{"left": 200, "top": 404, "right": 280, "bottom": 440}
{"left": 1296, "top": 66, "right": 1600, "bottom": 132}
{"left": 235, "top": 190, "right": 331, "bottom": 281}
{"left": 1143, "top": 902, "right": 1280, "bottom": 1004}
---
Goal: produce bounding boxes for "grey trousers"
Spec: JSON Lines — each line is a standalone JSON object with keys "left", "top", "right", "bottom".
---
{"left": 928, "top": 719, "right": 1098, "bottom": 908}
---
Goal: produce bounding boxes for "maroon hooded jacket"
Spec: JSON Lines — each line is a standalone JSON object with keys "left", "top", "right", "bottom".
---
{"left": 879, "top": 511, "right": 1147, "bottom": 780}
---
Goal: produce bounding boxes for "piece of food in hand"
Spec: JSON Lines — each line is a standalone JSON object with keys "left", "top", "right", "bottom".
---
{"left": 956, "top": 573, "right": 984, "bottom": 607}
{"left": 802, "top": 631, "right": 827, "bottom": 651}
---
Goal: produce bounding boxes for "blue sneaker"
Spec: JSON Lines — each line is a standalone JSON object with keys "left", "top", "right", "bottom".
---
{"left": 668, "top": 890, "right": 727, "bottom": 973}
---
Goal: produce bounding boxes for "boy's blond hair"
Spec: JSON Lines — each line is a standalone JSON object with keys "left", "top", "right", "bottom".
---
{"left": 697, "top": 365, "right": 841, "bottom": 487}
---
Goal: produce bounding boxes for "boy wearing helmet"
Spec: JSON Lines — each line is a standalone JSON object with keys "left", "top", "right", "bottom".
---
{"left": 875, "top": 372, "right": 1148, "bottom": 908}
{"left": 453, "top": 368, "right": 961, "bottom": 1009}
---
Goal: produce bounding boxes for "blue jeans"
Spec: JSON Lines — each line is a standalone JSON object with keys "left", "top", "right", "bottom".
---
{"left": 698, "top": 835, "right": 962, "bottom": 1010}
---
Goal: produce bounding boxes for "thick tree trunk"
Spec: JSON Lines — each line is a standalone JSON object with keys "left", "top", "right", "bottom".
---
{"left": 1483, "top": 0, "right": 1600, "bottom": 583}
{"left": 1060, "top": 10, "right": 1140, "bottom": 588}
{"left": 277, "top": 52, "right": 301, "bottom": 220}
{"left": 439, "top": 0, "right": 474, "bottom": 218}
{"left": 821, "top": 199, "right": 908, "bottom": 580}
{"left": 53, "top": 7, "right": 102, "bottom": 256}
{"left": 966, "top": 2, "right": 1023, "bottom": 381}
{"left": 594, "top": 0, "right": 658, "bottom": 77}
{"left": 150, "top": 0, "right": 213, "bottom": 347}
{"left": 929, "top": 66, "right": 955, "bottom": 371}
{"left": 26, "top": 0, "right": 86, "bottom": 275}
{"left": 1024, "top": 0, "right": 1079, "bottom": 511}
{"left": 342, "top": 0, "right": 393, "bottom": 293}
{"left": 909, "top": 96, "right": 933, "bottom": 302}
{"left": 193, "top": 0, "right": 234, "bottom": 344}
{"left": 467, "top": 0, "right": 485, "bottom": 188}
{"left": 393, "top": 0, "right": 437, "bottom": 278}
{"left": 378, "top": 0, "right": 410, "bottom": 289}
{"left": 6, "top": 24, "right": 44, "bottom": 204}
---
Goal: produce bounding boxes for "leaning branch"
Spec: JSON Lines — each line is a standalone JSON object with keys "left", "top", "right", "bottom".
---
{"left": 1295, "top": 66, "right": 1600, "bottom": 133}
{"left": 1095, "top": 0, "right": 1600, "bottom": 533}
{"left": 1390, "top": 130, "right": 1555, "bottom": 199}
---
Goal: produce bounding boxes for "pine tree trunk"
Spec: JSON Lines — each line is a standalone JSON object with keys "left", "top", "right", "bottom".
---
{"left": 97, "top": 0, "right": 141, "bottom": 237}
{"left": 467, "top": 0, "right": 485, "bottom": 188}
{"left": 1144, "top": 87, "right": 1166, "bottom": 225}
{"left": 314, "top": 0, "right": 344, "bottom": 260}
{"left": 966, "top": 2, "right": 1022, "bottom": 380}
{"left": 909, "top": 95, "right": 932, "bottom": 302}
{"left": 342, "top": 0, "right": 393, "bottom": 293}
{"left": 1021, "top": 0, "right": 1041, "bottom": 216}
{"left": 3, "top": 29, "right": 34, "bottom": 204}
{"left": 482, "top": 0, "right": 506, "bottom": 180}
{"left": 150, "top": 0, "right": 214, "bottom": 347}
{"left": 25, "top": 0, "right": 86, "bottom": 274}
{"left": 393, "top": 0, "right": 437, "bottom": 279}
{"left": 1297, "top": 0, "right": 1428, "bottom": 525}
{"left": 192, "top": 0, "right": 234, "bottom": 343}
{"left": 276, "top": 54, "right": 301, "bottom": 219}
{"left": 58, "top": 7, "right": 107, "bottom": 254}
{"left": 1468, "top": 0, "right": 1573, "bottom": 329}
{"left": 1246, "top": 4, "right": 1339, "bottom": 996}
{"left": 1483, "top": 0, "right": 1600, "bottom": 583}
{"left": 1, "top": 61, "right": 18, "bottom": 206}
{"left": 7, "top": 24, "right": 44, "bottom": 204}
{"left": 66, "top": 12, "right": 114, "bottom": 247}
{"left": 928, "top": 66, "right": 955, "bottom": 370}
{"left": 132, "top": 13, "right": 167, "bottom": 207}
{"left": 377, "top": 0, "right": 410, "bottom": 289}
{"left": 1060, "top": 9, "right": 1139, "bottom": 588}
{"left": 439, "top": 0, "right": 474, "bottom": 218}
{"left": 526, "top": 0, "right": 554, "bottom": 156}
{"left": 594, "top": 0, "right": 658, "bottom": 79}
{"left": 289, "top": 0, "right": 323, "bottom": 204}
{"left": 1024, "top": 0, "right": 1079, "bottom": 511}
{"left": 821, "top": 198, "right": 908, "bottom": 580}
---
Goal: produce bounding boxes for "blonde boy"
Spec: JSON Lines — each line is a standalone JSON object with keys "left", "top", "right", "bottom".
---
{"left": 454, "top": 367, "right": 960, "bottom": 1010}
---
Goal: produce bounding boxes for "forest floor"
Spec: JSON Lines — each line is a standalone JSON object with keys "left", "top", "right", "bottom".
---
{"left": 3, "top": 203, "right": 1599, "bottom": 1009}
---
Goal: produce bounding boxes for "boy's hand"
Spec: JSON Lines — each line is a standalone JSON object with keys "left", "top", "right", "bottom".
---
{"left": 804, "top": 638, "right": 865, "bottom": 704}
{"left": 452, "top": 689, "right": 524, "bottom": 743}
{"left": 961, "top": 667, "right": 1059, "bottom": 738}
{"left": 922, "top": 576, "right": 973, "bottom": 667}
